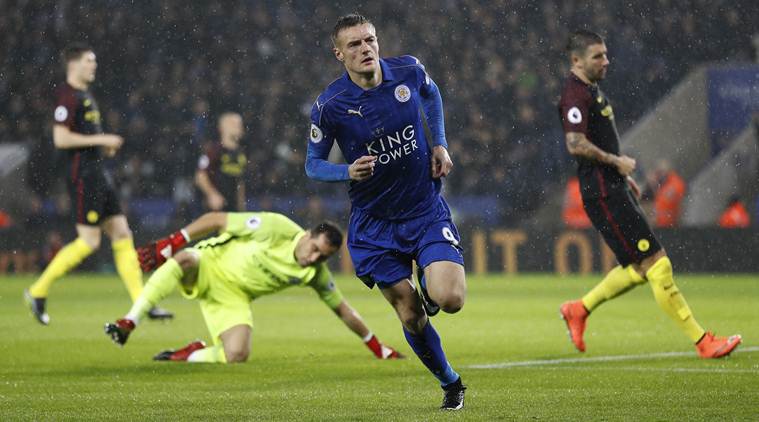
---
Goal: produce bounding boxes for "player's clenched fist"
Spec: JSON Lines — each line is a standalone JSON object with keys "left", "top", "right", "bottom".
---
{"left": 614, "top": 154, "right": 636, "bottom": 176}
{"left": 101, "top": 134, "right": 123, "bottom": 157}
{"left": 431, "top": 145, "right": 453, "bottom": 178}
{"left": 349, "top": 155, "right": 376, "bottom": 181}
{"left": 136, "top": 230, "right": 190, "bottom": 272}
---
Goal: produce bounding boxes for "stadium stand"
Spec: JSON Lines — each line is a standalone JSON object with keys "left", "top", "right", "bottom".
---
{"left": 1, "top": 1, "right": 757, "bottom": 257}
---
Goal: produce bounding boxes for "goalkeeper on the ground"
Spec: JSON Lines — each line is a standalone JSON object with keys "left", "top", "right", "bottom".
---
{"left": 105, "top": 211, "right": 402, "bottom": 362}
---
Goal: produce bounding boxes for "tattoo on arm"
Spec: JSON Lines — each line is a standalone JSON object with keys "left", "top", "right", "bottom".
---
{"left": 565, "top": 132, "right": 614, "bottom": 165}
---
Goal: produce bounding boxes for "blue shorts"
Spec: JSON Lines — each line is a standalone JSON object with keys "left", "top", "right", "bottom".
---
{"left": 347, "top": 197, "right": 465, "bottom": 288}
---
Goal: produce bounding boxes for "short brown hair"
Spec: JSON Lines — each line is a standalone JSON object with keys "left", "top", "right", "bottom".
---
{"left": 566, "top": 30, "right": 604, "bottom": 56}
{"left": 331, "top": 13, "right": 372, "bottom": 45}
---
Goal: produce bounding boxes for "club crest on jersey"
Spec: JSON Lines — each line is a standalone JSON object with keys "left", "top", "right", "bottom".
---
{"left": 54, "top": 106, "right": 68, "bottom": 122}
{"left": 309, "top": 124, "right": 323, "bottom": 143}
{"left": 246, "top": 216, "right": 262, "bottom": 230}
{"left": 394, "top": 84, "right": 411, "bottom": 103}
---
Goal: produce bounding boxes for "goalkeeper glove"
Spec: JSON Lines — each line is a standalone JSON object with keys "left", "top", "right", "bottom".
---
{"left": 137, "top": 229, "right": 190, "bottom": 272}
{"left": 364, "top": 333, "right": 404, "bottom": 359}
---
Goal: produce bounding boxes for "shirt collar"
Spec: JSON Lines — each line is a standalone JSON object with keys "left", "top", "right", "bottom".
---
{"left": 341, "top": 58, "right": 394, "bottom": 94}
{"left": 291, "top": 231, "right": 307, "bottom": 265}
{"left": 380, "top": 58, "right": 395, "bottom": 82}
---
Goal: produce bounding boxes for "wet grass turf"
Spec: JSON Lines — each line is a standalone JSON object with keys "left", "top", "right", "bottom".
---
{"left": 1, "top": 273, "right": 758, "bottom": 420}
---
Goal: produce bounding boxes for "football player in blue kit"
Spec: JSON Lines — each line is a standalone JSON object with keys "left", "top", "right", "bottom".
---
{"left": 305, "top": 14, "right": 467, "bottom": 410}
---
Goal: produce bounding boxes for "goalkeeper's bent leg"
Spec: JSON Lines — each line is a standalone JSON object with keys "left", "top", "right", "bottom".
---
{"left": 187, "top": 346, "right": 227, "bottom": 363}
{"left": 125, "top": 258, "right": 182, "bottom": 324}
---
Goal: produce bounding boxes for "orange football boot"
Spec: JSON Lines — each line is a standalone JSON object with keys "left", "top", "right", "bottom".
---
{"left": 560, "top": 300, "right": 589, "bottom": 352}
{"left": 696, "top": 332, "right": 742, "bottom": 359}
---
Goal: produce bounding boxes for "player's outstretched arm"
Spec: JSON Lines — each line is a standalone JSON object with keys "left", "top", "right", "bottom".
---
{"left": 182, "top": 212, "right": 228, "bottom": 239}
{"left": 332, "top": 300, "right": 404, "bottom": 359}
{"left": 136, "top": 212, "right": 228, "bottom": 272}
{"left": 565, "top": 132, "right": 636, "bottom": 176}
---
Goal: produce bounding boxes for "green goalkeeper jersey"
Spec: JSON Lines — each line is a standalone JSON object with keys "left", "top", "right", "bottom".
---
{"left": 194, "top": 212, "right": 343, "bottom": 309}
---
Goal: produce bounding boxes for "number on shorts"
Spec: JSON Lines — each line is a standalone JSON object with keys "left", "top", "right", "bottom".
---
{"left": 442, "top": 227, "right": 459, "bottom": 246}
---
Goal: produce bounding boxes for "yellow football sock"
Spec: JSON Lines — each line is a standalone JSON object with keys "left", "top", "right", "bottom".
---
{"left": 112, "top": 237, "right": 144, "bottom": 302}
{"left": 581, "top": 265, "right": 645, "bottom": 312}
{"left": 125, "top": 258, "right": 182, "bottom": 324}
{"left": 646, "top": 256, "right": 705, "bottom": 343}
{"left": 186, "top": 345, "right": 228, "bottom": 363}
{"left": 28, "top": 238, "right": 94, "bottom": 298}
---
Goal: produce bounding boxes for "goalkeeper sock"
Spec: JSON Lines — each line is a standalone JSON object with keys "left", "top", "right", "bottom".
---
{"left": 363, "top": 332, "right": 384, "bottom": 358}
{"left": 646, "top": 256, "right": 706, "bottom": 343}
{"left": 125, "top": 258, "right": 182, "bottom": 324}
{"left": 29, "top": 238, "right": 94, "bottom": 298}
{"left": 403, "top": 321, "right": 459, "bottom": 386}
{"left": 581, "top": 265, "right": 645, "bottom": 312}
{"left": 187, "top": 345, "right": 227, "bottom": 363}
{"left": 112, "top": 237, "right": 144, "bottom": 302}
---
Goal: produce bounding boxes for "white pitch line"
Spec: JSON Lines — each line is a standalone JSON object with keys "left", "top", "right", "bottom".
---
{"left": 516, "top": 365, "right": 759, "bottom": 375}
{"left": 466, "top": 346, "right": 759, "bottom": 369}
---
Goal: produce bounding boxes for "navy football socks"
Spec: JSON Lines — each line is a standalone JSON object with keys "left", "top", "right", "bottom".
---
{"left": 403, "top": 321, "right": 459, "bottom": 386}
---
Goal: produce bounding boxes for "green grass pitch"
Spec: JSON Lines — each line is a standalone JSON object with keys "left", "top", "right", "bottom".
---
{"left": 1, "top": 273, "right": 757, "bottom": 420}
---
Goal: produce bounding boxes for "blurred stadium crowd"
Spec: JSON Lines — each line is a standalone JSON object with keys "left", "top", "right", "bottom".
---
{"left": 1, "top": 1, "right": 757, "bottom": 271}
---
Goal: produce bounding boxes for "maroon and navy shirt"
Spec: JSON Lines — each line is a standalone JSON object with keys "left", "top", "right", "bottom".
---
{"left": 197, "top": 143, "right": 247, "bottom": 209}
{"left": 53, "top": 83, "right": 104, "bottom": 180}
{"left": 558, "top": 73, "right": 625, "bottom": 199}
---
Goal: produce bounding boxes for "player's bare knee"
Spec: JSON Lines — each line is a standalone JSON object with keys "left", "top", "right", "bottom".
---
{"left": 436, "top": 278, "right": 466, "bottom": 313}
{"left": 639, "top": 249, "right": 667, "bottom": 274}
{"left": 224, "top": 346, "right": 250, "bottom": 363}
{"left": 173, "top": 250, "right": 199, "bottom": 271}
{"left": 440, "top": 293, "right": 465, "bottom": 314}
{"left": 79, "top": 234, "right": 101, "bottom": 251}
{"left": 109, "top": 230, "right": 132, "bottom": 241}
{"left": 86, "top": 239, "right": 102, "bottom": 251}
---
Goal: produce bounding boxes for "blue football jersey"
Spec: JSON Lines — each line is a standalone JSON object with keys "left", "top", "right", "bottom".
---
{"left": 306, "top": 55, "right": 444, "bottom": 220}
